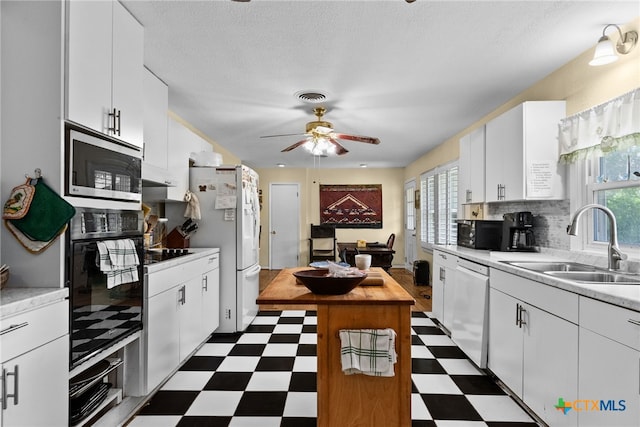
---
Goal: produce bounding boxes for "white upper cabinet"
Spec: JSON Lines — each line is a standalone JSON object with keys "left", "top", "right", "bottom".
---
{"left": 458, "top": 125, "right": 486, "bottom": 216}
{"left": 66, "top": 0, "right": 144, "bottom": 148}
{"left": 143, "top": 68, "right": 169, "bottom": 169}
{"left": 484, "top": 101, "right": 566, "bottom": 202}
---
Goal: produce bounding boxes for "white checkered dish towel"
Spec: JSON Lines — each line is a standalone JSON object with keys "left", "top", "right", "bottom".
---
{"left": 339, "top": 328, "right": 397, "bottom": 377}
{"left": 96, "top": 239, "right": 140, "bottom": 289}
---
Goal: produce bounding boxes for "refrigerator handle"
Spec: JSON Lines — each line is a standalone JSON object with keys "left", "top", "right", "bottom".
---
{"left": 245, "top": 264, "right": 262, "bottom": 279}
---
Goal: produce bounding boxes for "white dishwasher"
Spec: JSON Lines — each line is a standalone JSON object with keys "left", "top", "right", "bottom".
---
{"left": 450, "top": 258, "right": 490, "bottom": 368}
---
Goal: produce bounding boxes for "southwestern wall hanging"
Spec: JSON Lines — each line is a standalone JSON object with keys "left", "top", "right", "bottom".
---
{"left": 319, "top": 184, "right": 382, "bottom": 228}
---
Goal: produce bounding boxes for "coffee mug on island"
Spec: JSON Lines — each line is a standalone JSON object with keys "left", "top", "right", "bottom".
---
{"left": 355, "top": 254, "right": 372, "bottom": 270}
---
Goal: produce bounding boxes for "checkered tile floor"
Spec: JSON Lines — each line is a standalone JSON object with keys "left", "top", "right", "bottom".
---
{"left": 128, "top": 310, "right": 540, "bottom": 427}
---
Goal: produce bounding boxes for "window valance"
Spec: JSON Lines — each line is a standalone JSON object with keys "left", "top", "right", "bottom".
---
{"left": 559, "top": 88, "right": 640, "bottom": 163}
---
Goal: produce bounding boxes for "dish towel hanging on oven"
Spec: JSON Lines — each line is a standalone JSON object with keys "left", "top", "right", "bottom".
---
{"left": 339, "top": 328, "right": 397, "bottom": 377}
{"left": 96, "top": 239, "right": 140, "bottom": 289}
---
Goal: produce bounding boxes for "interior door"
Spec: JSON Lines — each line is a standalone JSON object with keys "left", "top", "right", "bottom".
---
{"left": 404, "top": 180, "right": 417, "bottom": 270}
{"left": 269, "top": 183, "right": 300, "bottom": 269}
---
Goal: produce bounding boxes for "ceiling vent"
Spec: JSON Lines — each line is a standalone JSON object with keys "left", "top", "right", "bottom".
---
{"left": 295, "top": 90, "right": 328, "bottom": 104}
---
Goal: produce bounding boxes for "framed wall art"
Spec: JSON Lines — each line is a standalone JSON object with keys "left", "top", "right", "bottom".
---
{"left": 319, "top": 184, "right": 382, "bottom": 228}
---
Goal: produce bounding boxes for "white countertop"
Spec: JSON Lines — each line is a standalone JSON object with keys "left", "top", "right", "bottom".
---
{"left": 433, "top": 245, "right": 640, "bottom": 312}
{"left": 0, "top": 287, "right": 69, "bottom": 319}
{"left": 144, "top": 247, "right": 220, "bottom": 274}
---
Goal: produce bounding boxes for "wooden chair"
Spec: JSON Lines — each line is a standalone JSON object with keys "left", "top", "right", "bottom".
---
{"left": 386, "top": 233, "right": 395, "bottom": 250}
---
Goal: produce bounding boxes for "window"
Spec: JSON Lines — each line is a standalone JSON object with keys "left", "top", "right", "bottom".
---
{"left": 420, "top": 162, "right": 458, "bottom": 248}
{"left": 588, "top": 145, "right": 640, "bottom": 248}
{"left": 405, "top": 185, "right": 416, "bottom": 231}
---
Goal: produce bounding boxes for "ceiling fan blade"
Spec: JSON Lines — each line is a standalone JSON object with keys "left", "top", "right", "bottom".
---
{"left": 280, "top": 139, "right": 309, "bottom": 152}
{"left": 329, "top": 138, "right": 349, "bottom": 155}
{"left": 260, "top": 132, "right": 307, "bottom": 139}
{"left": 333, "top": 133, "right": 380, "bottom": 145}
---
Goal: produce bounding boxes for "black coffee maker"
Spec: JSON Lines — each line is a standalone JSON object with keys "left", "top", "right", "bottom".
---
{"left": 501, "top": 211, "right": 536, "bottom": 251}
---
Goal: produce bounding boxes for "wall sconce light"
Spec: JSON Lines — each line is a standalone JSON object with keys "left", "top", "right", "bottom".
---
{"left": 589, "top": 24, "right": 638, "bottom": 66}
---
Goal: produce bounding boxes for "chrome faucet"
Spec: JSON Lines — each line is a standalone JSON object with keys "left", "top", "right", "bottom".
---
{"left": 567, "top": 204, "right": 627, "bottom": 271}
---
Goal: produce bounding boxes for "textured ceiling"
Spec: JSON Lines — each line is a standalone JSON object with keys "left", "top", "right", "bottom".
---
{"left": 122, "top": 0, "right": 639, "bottom": 169}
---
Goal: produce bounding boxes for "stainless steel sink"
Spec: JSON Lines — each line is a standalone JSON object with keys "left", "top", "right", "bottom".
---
{"left": 503, "top": 261, "right": 597, "bottom": 272}
{"left": 545, "top": 271, "right": 640, "bottom": 284}
{"left": 501, "top": 261, "right": 640, "bottom": 284}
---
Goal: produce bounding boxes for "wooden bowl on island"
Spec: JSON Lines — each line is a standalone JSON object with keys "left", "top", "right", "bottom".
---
{"left": 293, "top": 269, "right": 367, "bottom": 295}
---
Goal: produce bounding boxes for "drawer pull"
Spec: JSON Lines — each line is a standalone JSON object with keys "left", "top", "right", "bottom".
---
{"left": 0, "top": 322, "right": 28, "bottom": 336}
{"left": 628, "top": 319, "right": 640, "bottom": 327}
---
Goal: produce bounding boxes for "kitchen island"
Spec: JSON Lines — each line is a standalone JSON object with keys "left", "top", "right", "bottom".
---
{"left": 257, "top": 267, "right": 415, "bottom": 427}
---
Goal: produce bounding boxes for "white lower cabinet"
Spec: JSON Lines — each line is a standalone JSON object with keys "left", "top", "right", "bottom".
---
{"left": 578, "top": 297, "right": 640, "bottom": 426}
{"left": 201, "top": 253, "right": 221, "bottom": 342}
{"left": 144, "top": 251, "right": 220, "bottom": 393}
{"left": 0, "top": 300, "right": 68, "bottom": 427}
{"left": 488, "top": 269, "right": 578, "bottom": 427}
{"left": 431, "top": 249, "right": 457, "bottom": 331}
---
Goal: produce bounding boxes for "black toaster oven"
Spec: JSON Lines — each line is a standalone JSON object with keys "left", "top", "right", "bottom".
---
{"left": 457, "top": 220, "right": 503, "bottom": 250}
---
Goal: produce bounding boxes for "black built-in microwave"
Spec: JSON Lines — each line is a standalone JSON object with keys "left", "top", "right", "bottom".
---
{"left": 65, "top": 124, "right": 142, "bottom": 202}
{"left": 457, "top": 220, "right": 503, "bottom": 250}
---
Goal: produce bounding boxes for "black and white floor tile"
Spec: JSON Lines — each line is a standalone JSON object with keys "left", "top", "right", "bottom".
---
{"left": 128, "top": 311, "right": 540, "bottom": 427}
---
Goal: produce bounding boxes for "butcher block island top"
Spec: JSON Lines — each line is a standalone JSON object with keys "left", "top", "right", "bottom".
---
{"left": 257, "top": 267, "right": 415, "bottom": 427}
{"left": 257, "top": 266, "right": 415, "bottom": 305}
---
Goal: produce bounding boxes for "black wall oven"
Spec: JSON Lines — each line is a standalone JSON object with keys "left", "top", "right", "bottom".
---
{"left": 65, "top": 123, "right": 142, "bottom": 202}
{"left": 67, "top": 207, "right": 144, "bottom": 369}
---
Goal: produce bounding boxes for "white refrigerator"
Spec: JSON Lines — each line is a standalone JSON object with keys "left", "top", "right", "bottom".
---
{"left": 185, "top": 165, "right": 261, "bottom": 333}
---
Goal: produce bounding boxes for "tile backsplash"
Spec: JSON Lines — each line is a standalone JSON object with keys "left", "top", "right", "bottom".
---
{"left": 485, "top": 200, "right": 571, "bottom": 250}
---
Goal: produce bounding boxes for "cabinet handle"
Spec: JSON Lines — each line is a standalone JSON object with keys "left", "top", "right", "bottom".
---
{"left": 1, "top": 365, "right": 18, "bottom": 409}
{"left": 518, "top": 305, "right": 527, "bottom": 328}
{"left": 116, "top": 109, "right": 121, "bottom": 136}
{"left": 0, "top": 322, "right": 28, "bottom": 336}
{"left": 628, "top": 319, "right": 640, "bottom": 327}
{"left": 208, "top": 256, "right": 218, "bottom": 263}
{"left": 203, "top": 276, "right": 208, "bottom": 291}
{"left": 515, "top": 303, "right": 520, "bottom": 326}
{"left": 439, "top": 253, "right": 447, "bottom": 260}
{"left": 108, "top": 108, "right": 117, "bottom": 135}
{"left": 178, "top": 285, "right": 186, "bottom": 305}
{"left": 466, "top": 189, "right": 472, "bottom": 203}
{"left": 439, "top": 267, "right": 445, "bottom": 282}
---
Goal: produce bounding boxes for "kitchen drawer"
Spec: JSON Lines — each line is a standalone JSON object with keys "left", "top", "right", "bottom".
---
{"left": 200, "top": 252, "right": 220, "bottom": 272}
{"left": 0, "top": 300, "right": 68, "bottom": 362}
{"left": 579, "top": 296, "right": 640, "bottom": 351}
{"left": 433, "top": 250, "right": 458, "bottom": 269}
{"left": 146, "top": 262, "right": 186, "bottom": 297}
{"left": 490, "top": 268, "right": 579, "bottom": 323}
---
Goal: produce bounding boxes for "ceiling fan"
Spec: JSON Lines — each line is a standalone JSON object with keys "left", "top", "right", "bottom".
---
{"left": 260, "top": 107, "right": 380, "bottom": 156}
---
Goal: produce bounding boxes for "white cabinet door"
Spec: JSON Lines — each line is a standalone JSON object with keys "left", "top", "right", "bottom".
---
{"left": 1, "top": 336, "right": 68, "bottom": 427}
{"left": 578, "top": 328, "right": 639, "bottom": 427}
{"left": 488, "top": 288, "right": 524, "bottom": 397}
{"left": 458, "top": 126, "right": 485, "bottom": 215}
{"left": 146, "top": 287, "right": 180, "bottom": 393}
{"left": 202, "top": 268, "right": 221, "bottom": 339}
{"left": 485, "top": 104, "right": 523, "bottom": 202}
{"left": 143, "top": 68, "right": 169, "bottom": 169}
{"left": 66, "top": 0, "right": 143, "bottom": 148}
{"left": 523, "top": 304, "right": 578, "bottom": 427}
{"left": 431, "top": 257, "right": 444, "bottom": 322}
{"left": 111, "top": 0, "right": 144, "bottom": 147}
{"left": 66, "top": 0, "right": 112, "bottom": 135}
{"left": 179, "top": 276, "right": 204, "bottom": 361}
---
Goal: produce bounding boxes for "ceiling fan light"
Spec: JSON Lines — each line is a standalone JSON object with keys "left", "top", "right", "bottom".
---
{"left": 590, "top": 35, "right": 618, "bottom": 66}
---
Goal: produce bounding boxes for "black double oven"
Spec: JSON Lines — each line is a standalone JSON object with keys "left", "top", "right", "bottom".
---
{"left": 65, "top": 124, "right": 144, "bottom": 369}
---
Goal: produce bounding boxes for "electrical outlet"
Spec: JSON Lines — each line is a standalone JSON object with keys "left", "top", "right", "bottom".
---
{"left": 225, "top": 309, "right": 231, "bottom": 319}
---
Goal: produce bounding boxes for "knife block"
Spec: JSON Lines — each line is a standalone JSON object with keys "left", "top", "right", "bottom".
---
{"left": 166, "top": 227, "right": 190, "bottom": 249}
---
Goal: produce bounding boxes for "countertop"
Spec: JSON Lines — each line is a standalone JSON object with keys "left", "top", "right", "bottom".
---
{"left": 144, "top": 247, "right": 220, "bottom": 274}
{"left": 257, "top": 267, "right": 415, "bottom": 306}
{"left": 1, "top": 287, "right": 69, "bottom": 319}
{"left": 433, "top": 245, "right": 640, "bottom": 312}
